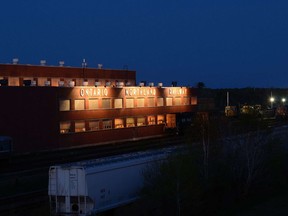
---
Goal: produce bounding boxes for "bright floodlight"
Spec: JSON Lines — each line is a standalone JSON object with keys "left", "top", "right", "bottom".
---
{"left": 270, "top": 97, "right": 275, "bottom": 108}
{"left": 282, "top": 98, "right": 286, "bottom": 103}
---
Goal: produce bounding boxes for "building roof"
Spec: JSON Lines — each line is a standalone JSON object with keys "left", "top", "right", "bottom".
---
{"left": 0, "top": 63, "right": 136, "bottom": 80}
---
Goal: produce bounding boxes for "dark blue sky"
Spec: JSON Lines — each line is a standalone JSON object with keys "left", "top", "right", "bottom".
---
{"left": 1, "top": 0, "right": 288, "bottom": 88}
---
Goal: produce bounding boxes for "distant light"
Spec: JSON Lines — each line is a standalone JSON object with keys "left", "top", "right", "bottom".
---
{"left": 270, "top": 97, "right": 275, "bottom": 102}
{"left": 282, "top": 98, "right": 286, "bottom": 103}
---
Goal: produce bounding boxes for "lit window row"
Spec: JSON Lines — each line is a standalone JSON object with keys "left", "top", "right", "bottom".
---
{"left": 59, "top": 115, "right": 166, "bottom": 134}
{"left": 59, "top": 97, "right": 196, "bottom": 111}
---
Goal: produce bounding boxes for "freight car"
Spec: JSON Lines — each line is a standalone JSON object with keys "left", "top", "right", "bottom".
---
{"left": 48, "top": 147, "right": 179, "bottom": 215}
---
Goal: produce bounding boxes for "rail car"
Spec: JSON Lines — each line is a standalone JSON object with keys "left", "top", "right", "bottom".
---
{"left": 48, "top": 147, "right": 180, "bottom": 215}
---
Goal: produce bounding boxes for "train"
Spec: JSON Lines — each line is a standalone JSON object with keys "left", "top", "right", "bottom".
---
{"left": 225, "top": 104, "right": 277, "bottom": 118}
{"left": 48, "top": 147, "right": 181, "bottom": 215}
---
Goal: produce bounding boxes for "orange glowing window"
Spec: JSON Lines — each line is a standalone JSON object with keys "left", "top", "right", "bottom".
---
{"left": 157, "top": 115, "right": 165, "bottom": 124}
{"left": 174, "top": 97, "right": 181, "bottom": 106}
{"left": 75, "top": 121, "right": 86, "bottom": 132}
{"left": 75, "top": 99, "right": 85, "bottom": 110}
{"left": 60, "top": 122, "right": 71, "bottom": 133}
{"left": 59, "top": 100, "right": 70, "bottom": 111}
{"left": 103, "top": 120, "right": 112, "bottom": 129}
{"left": 157, "top": 98, "right": 164, "bottom": 106}
{"left": 126, "top": 117, "right": 135, "bottom": 127}
{"left": 147, "top": 98, "right": 155, "bottom": 107}
{"left": 148, "top": 116, "right": 156, "bottom": 125}
{"left": 102, "top": 99, "right": 111, "bottom": 109}
{"left": 184, "top": 97, "right": 190, "bottom": 105}
{"left": 191, "top": 97, "right": 197, "bottom": 105}
{"left": 126, "top": 98, "right": 134, "bottom": 108}
{"left": 89, "top": 99, "right": 99, "bottom": 109}
{"left": 137, "top": 98, "right": 145, "bottom": 107}
{"left": 137, "top": 117, "right": 146, "bottom": 126}
{"left": 114, "top": 118, "right": 124, "bottom": 128}
{"left": 89, "top": 121, "right": 100, "bottom": 131}
{"left": 114, "top": 99, "right": 123, "bottom": 108}
{"left": 166, "top": 98, "right": 173, "bottom": 106}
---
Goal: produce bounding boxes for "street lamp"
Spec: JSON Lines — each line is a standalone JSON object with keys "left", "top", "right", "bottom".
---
{"left": 282, "top": 98, "right": 286, "bottom": 104}
{"left": 270, "top": 97, "right": 275, "bottom": 108}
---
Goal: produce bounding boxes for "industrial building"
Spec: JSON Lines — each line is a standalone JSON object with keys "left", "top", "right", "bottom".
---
{"left": 0, "top": 61, "right": 197, "bottom": 153}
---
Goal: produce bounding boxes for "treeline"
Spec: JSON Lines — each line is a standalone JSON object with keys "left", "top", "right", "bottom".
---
{"left": 138, "top": 116, "right": 288, "bottom": 216}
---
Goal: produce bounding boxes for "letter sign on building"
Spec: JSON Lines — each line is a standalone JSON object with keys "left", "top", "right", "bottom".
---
{"left": 80, "top": 88, "right": 108, "bottom": 97}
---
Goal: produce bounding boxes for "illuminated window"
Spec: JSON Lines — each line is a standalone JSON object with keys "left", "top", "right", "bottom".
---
{"left": 75, "top": 121, "right": 86, "bottom": 132}
{"left": 115, "top": 118, "right": 124, "bottom": 128}
{"left": 126, "top": 117, "right": 135, "bottom": 127}
{"left": 147, "top": 98, "right": 155, "bottom": 107}
{"left": 103, "top": 120, "right": 112, "bottom": 129}
{"left": 166, "top": 98, "right": 173, "bottom": 106}
{"left": 148, "top": 116, "right": 156, "bottom": 125}
{"left": 7, "top": 77, "right": 18, "bottom": 86}
{"left": 137, "top": 98, "right": 145, "bottom": 107}
{"left": 157, "top": 98, "right": 164, "bottom": 106}
{"left": 166, "top": 114, "right": 176, "bottom": 128}
{"left": 114, "top": 99, "right": 123, "bottom": 108}
{"left": 89, "top": 99, "right": 99, "bottom": 109}
{"left": 59, "top": 100, "right": 70, "bottom": 111}
{"left": 191, "top": 97, "right": 197, "bottom": 105}
{"left": 60, "top": 122, "right": 71, "bottom": 133}
{"left": 75, "top": 99, "right": 85, "bottom": 110}
{"left": 102, "top": 99, "right": 111, "bottom": 109}
{"left": 126, "top": 98, "right": 134, "bottom": 108}
{"left": 137, "top": 117, "right": 146, "bottom": 126}
{"left": 184, "top": 97, "right": 190, "bottom": 105}
{"left": 89, "top": 121, "right": 99, "bottom": 131}
{"left": 157, "top": 115, "right": 165, "bottom": 124}
{"left": 174, "top": 97, "right": 181, "bottom": 106}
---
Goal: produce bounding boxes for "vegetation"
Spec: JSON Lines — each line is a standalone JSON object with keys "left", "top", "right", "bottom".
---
{"left": 140, "top": 115, "right": 288, "bottom": 216}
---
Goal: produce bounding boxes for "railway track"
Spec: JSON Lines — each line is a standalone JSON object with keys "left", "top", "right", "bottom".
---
{"left": 2, "top": 120, "right": 286, "bottom": 215}
{"left": 0, "top": 134, "right": 185, "bottom": 215}
{"left": 0, "top": 190, "right": 48, "bottom": 215}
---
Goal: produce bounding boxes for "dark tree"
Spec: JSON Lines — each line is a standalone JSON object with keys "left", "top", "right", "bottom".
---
{"left": 196, "top": 82, "right": 205, "bottom": 89}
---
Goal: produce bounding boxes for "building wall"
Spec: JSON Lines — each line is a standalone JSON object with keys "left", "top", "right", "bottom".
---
{"left": 58, "top": 125, "right": 165, "bottom": 148}
{"left": 0, "top": 87, "right": 59, "bottom": 152}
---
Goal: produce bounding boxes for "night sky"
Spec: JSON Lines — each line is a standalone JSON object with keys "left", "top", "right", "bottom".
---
{"left": 1, "top": 0, "right": 288, "bottom": 88}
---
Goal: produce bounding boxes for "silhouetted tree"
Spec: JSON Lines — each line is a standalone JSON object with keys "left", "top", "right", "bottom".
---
{"left": 196, "top": 82, "right": 205, "bottom": 89}
{"left": 140, "top": 115, "right": 288, "bottom": 215}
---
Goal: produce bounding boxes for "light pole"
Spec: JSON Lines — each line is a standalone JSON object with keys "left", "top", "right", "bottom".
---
{"left": 82, "top": 59, "right": 87, "bottom": 80}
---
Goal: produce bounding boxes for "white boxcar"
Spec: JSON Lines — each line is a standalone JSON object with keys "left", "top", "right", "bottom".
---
{"left": 48, "top": 147, "right": 178, "bottom": 215}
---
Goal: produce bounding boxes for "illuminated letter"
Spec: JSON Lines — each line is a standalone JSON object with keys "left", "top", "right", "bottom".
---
{"left": 80, "top": 89, "right": 84, "bottom": 97}
{"left": 104, "top": 88, "right": 108, "bottom": 96}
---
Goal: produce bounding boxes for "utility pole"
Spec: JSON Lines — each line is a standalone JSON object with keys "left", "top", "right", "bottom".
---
{"left": 82, "top": 58, "right": 87, "bottom": 81}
